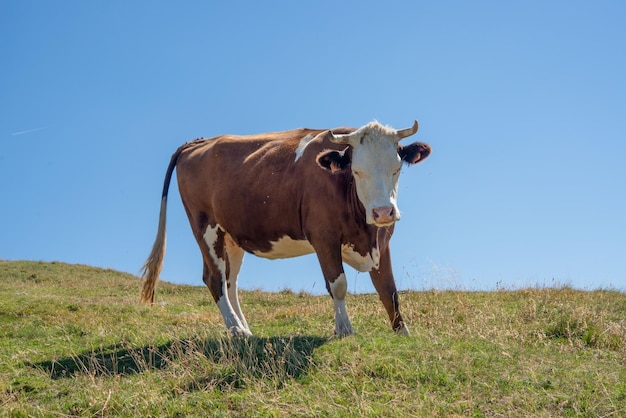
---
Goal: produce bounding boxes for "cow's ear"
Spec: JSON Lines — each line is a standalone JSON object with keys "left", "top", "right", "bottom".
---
{"left": 316, "top": 148, "right": 351, "bottom": 173}
{"left": 398, "top": 142, "right": 431, "bottom": 165}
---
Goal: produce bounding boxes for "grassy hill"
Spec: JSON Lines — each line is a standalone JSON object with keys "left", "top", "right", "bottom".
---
{"left": 1, "top": 260, "right": 624, "bottom": 417}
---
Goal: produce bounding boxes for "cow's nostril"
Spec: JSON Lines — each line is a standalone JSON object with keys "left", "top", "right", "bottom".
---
{"left": 373, "top": 206, "right": 394, "bottom": 221}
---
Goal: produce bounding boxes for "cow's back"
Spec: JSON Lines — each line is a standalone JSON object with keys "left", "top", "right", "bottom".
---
{"left": 174, "top": 128, "right": 345, "bottom": 253}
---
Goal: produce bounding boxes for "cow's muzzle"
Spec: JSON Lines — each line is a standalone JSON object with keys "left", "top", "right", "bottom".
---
{"left": 372, "top": 206, "right": 397, "bottom": 226}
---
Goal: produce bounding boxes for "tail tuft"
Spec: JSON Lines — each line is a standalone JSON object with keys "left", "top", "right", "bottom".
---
{"left": 140, "top": 197, "right": 168, "bottom": 304}
{"left": 140, "top": 145, "right": 184, "bottom": 305}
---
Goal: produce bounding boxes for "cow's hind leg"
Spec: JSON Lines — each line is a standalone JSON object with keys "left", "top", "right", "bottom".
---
{"left": 201, "top": 224, "right": 251, "bottom": 336}
{"left": 224, "top": 238, "right": 249, "bottom": 333}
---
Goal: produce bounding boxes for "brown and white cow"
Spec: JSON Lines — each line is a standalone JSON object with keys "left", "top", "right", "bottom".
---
{"left": 141, "top": 121, "right": 431, "bottom": 336}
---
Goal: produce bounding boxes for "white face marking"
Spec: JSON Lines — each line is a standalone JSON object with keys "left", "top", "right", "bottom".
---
{"left": 253, "top": 236, "right": 315, "bottom": 259}
{"left": 294, "top": 134, "right": 315, "bottom": 162}
{"left": 341, "top": 244, "right": 380, "bottom": 272}
{"left": 351, "top": 133, "right": 402, "bottom": 225}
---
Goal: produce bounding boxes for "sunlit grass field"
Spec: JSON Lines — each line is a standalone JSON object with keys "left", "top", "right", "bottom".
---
{"left": 1, "top": 260, "right": 624, "bottom": 416}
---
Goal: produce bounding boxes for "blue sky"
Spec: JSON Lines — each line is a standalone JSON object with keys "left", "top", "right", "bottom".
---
{"left": 1, "top": 1, "right": 625, "bottom": 294}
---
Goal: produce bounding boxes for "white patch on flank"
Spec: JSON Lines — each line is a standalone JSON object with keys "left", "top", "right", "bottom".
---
{"left": 253, "top": 236, "right": 315, "bottom": 259}
{"left": 341, "top": 244, "right": 380, "bottom": 272}
{"left": 294, "top": 134, "right": 315, "bottom": 162}
{"left": 330, "top": 273, "right": 353, "bottom": 336}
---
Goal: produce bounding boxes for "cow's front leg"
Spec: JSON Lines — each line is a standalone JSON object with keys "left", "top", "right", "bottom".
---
{"left": 369, "top": 245, "right": 409, "bottom": 335}
{"left": 315, "top": 246, "right": 354, "bottom": 336}
{"left": 329, "top": 272, "right": 353, "bottom": 337}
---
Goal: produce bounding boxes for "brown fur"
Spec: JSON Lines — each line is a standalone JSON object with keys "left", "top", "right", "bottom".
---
{"left": 141, "top": 123, "right": 430, "bottom": 334}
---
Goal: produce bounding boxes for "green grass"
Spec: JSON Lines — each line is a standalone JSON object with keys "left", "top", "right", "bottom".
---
{"left": 1, "top": 260, "right": 625, "bottom": 417}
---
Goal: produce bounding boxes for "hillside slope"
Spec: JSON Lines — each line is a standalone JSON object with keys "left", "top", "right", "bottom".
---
{"left": 1, "top": 260, "right": 625, "bottom": 416}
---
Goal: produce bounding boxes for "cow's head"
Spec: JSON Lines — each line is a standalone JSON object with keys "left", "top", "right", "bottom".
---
{"left": 317, "top": 121, "right": 431, "bottom": 227}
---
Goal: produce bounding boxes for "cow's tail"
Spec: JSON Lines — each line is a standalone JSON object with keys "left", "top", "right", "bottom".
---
{"left": 140, "top": 146, "right": 185, "bottom": 304}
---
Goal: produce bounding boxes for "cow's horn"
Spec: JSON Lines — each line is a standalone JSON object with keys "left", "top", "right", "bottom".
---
{"left": 329, "top": 129, "right": 362, "bottom": 145}
{"left": 395, "top": 120, "right": 419, "bottom": 141}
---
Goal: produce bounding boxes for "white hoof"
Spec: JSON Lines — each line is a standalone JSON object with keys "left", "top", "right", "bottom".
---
{"left": 395, "top": 324, "right": 410, "bottom": 336}
{"left": 334, "top": 324, "right": 354, "bottom": 337}
{"left": 228, "top": 326, "right": 253, "bottom": 337}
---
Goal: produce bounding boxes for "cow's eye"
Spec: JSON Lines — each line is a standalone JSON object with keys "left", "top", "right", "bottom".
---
{"left": 353, "top": 170, "right": 363, "bottom": 178}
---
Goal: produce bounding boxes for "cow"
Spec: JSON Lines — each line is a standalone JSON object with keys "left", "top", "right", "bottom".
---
{"left": 141, "top": 120, "right": 431, "bottom": 337}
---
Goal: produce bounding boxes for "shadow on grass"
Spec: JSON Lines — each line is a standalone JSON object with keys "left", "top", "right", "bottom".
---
{"left": 30, "top": 335, "right": 328, "bottom": 383}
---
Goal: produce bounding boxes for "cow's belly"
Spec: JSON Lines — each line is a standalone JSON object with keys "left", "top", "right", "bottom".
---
{"left": 251, "top": 236, "right": 380, "bottom": 273}
{"left": 253, "top": 236, "right": 315, "bottom": 259}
